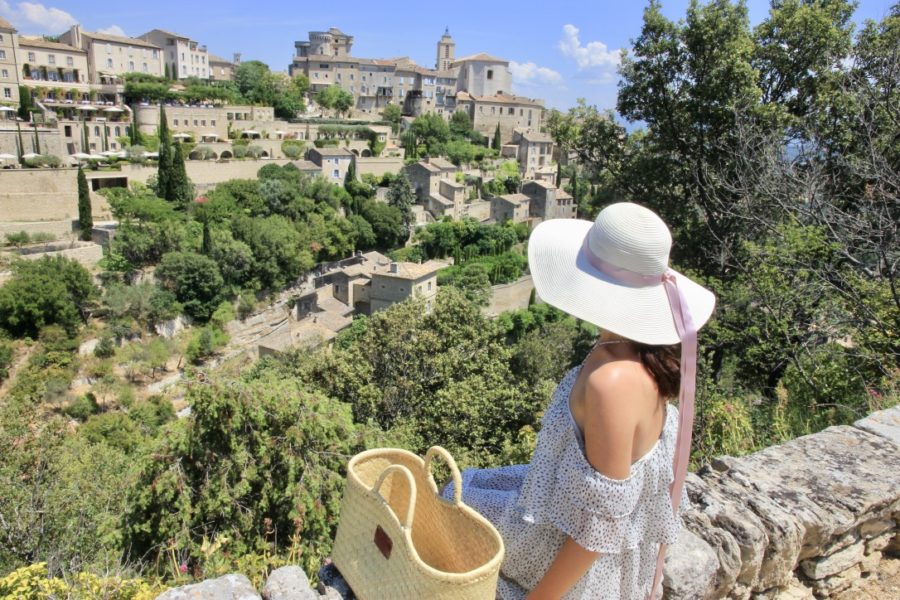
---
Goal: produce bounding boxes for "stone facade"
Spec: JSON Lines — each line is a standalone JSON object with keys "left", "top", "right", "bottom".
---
{"left": 522, "top": 180, "right": 576, "bottom": 222}
{"left": 139, "top": 29, "right": 209, "bottom": 80}
{"left": 308, "top": 147, "right": 354, "bottom": 184}
{"left": 59, "top": 25, "right": 164, "bottom": 83}
{"left": 0, "top": 17, "right": 19, "bottom": 106}
{"left": 456, "top": 90, "right": 544, "bottom": 144}
{"left": 369, "top": 261, "right": 441, "bottom": 314}
{"left": 513, "top": 129, "right": 554, "bottom": 179}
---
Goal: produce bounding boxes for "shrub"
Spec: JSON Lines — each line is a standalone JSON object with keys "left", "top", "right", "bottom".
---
{"left": 0, "top": 341, "right": 12, "bottom": 381}
{"left": 281, "top": 140, "right": 304, "bottom": 159}
{"left": 155, "top": 252, "right": 224, "bottom": 322}
{"left": 4, "top": 231, "right": 30, "bottom": 247}
{"left": 64, "top": 392, "right": 100, "bottom": 421}
{"left": 233, "top": 145, "right": 249, "bottom": 159}
{"left": 246, "top": 145, "right": 264, "bottom": 159}
{"left": 185, "top": 325, "right": 229, "bottom": 364}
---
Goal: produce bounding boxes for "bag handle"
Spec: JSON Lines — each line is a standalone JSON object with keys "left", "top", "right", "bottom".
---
{"left": 424, "top": 446, "right": 463, "bottom": 506}
{"left": 371, "top": 464, "right": 417, "bottom": 529}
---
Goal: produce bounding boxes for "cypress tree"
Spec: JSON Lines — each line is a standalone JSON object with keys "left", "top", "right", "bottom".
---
{"left": 201, "top": 221, "right": 212, "bottom": 255}
{"left": 102, "top": 124, "right": 109, "bottom": 152}
{"left": 32, "top": 123, "right": 41, "bottom": 154}
{"left": 157, "top": 105, "right": 173, "bottom": 200}
{"left": 344, "top": 159, "right": 356, "bottom": 190}
{"left": 492, "top": 123, "right": 502, "bottom": 151}
{"left": 169, "top": 142, "right": 193, "bottom": 207}
{"left": 15, "top": 120, "right": 25, "bottom": 165}
{"left": 77, "top": 167, "right": 93, "bottom": 240}
{"left": 164, "top": 62, "right": 171, "bottom": 81}
{"left": 556, "top": 161, "right": 562, "bottom": 187}
{"left": 17, "top": 86, "right": 32, "bottom": 120}
{"left": 571, "top": 169, "right": 578, "bottom": 204}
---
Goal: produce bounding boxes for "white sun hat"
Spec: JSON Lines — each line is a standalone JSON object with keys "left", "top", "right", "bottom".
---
{"left": 528, "top": 202, "right": 715, "bottom": 345}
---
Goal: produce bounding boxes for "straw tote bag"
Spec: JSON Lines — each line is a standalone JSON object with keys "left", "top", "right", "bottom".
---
{"left": 332, "top": 446, "right": 505, "bottom": 599}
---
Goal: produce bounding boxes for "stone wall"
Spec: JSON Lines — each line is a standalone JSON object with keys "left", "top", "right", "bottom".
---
{"left": 153, "top": 405, "right": 899, "bottom": 600}
{"left": 354, "top": 156, "right": 403, "bottom": 178}
{"left": 7, "top": 241, "right": 104, "bottom": 267}
{"left": 0, "top": 168, "right": 112, "bottom": 222}
{"left": 667, "top": 405, "right": 900, "bottom": 599}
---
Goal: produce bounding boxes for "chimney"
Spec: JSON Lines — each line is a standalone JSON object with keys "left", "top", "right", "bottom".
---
{"left": 233, "top": 52, "right": 242, "bottom": 65}
{"left": 70, "top": 24, "right": 82, "bottom": 48}
{"left": 389, "top": 262, "right": 398, "bottom": 274}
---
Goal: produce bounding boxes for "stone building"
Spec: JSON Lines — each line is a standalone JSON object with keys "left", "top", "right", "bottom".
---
{"left": 59, "top": 25, "right": 164, "bottom": 85}
{"left": 294, "top": 28, "right": 353, "bottom": 58}
{"left": 436, "top": 27, "right": 455, "bottom": 71}
{"left": 522, "top": 180, "right": 575, "bottom": 222}
{"left": 308, "top": 146, "right": 355, "bottom": 183}
{"left": 452, "top": 53, "right": 512, "bottom": 98}
{"left": 513, "top": 129, "right": 554, "bottom": 179}
{"left": 455, "top": 91, "right": 543, "bottom": 144}
{"left": 369, "top": 261, "right": 442, "bottom": 313}
{"left": 491, "top": 193, "right": 531, "bottom": 224}
{"left": 209, "top": 53, "right": 236, "bottom": 81}
{"left": 16, "top": 37, "right": 90, "bottom": 97}
{"left": 0, "top": 17, "right": 19, "bottom": 106}
{"left": 139, "top": 29, "right": 209, "bottom": 80}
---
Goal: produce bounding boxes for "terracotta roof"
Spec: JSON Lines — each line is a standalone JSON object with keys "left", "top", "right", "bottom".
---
{"left": 373, "top": 260, "right": 443, "bottom": 280}
{"left": 142, "top": 28, "right": 190, "bottom": 41}
{"left": 427, "top": 157, "right": 456, "bottom": 171}
{"left": 519, "top": 130, "right": 553, "bottom": 143}
{"left": 0, "top": 17, "right": 15, "bottom": 31}
{"left": 290, "top": 159, "right": 321, "bottom": 172}
{"left": 452, "top": 52, "right": 509, "bottom": 65}
{"left": 456, "top": 91, "right": 543, "bottom": 107}
{"left": 18, "top": 37, "right": 85, "bottom": 53}
{"left": 82, "top": 30, "right": 161, "bottom": 49}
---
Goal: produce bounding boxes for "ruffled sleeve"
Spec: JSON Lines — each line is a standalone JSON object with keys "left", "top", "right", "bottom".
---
{"left": 520, "top": 406, "right": 682, "bottom": 554}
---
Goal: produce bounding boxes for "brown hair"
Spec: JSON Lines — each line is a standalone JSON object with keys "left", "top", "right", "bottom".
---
{"left": 634, "top": 342, "right": 681, "bottom": 399}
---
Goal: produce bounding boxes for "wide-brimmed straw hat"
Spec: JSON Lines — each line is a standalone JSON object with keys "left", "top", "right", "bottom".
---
{"left": 527, "top": 202, "right": 715, "bottom": 345}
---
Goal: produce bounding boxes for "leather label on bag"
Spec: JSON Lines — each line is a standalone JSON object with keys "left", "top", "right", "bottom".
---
{"left": 374, "top": 525, "right": 393, "bottom": 559}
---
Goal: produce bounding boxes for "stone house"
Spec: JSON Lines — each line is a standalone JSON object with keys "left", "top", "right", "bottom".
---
{"left": 455, "top": 91, "right": 544, "bottom": 144}
{"left": 0, "top": 17, "right": 20, "bottom": 106}
{"left": 513, "top": 129, "right": 554, "bottom": 179}
{"left": 60, "top": 25, "right": 164, "bottom": 85}
{"left": 139, "top": 29, "right": 209, "bottom": 80}
{"left": 369, "top": 261, "right": 442, "bottom": 313}
{"left": 209, "top": 53, "right": 236, "bottom": 81}
{"left": 522, "top": 180, "right": 575, "bottom": 222}
{"left": 491, "top": 193, "right": 531, "bottom": 224}
{"left": 406, "top": 156, "right": 458, "bottom": 200}
{"left": 16, "top": 37, "right": 90, "bottom": 98}
{"left": 308, "top": 146, "right": 355, "bottom": 183}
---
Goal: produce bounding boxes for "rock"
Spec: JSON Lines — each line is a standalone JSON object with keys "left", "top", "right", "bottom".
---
{"left": 800, "top": 541, "right": 864, "bottom": 580}
{"left": 868, "top": 531, "right": 897, "bottom": 555}
{"left": 859, "top": 550, "right": 882, "bottom": 574}
{"left": 749, "top": 577, "right": 813, "bottom": 599}
{"left": 261, "top": 566, "right": 316, "bottom": 600}
{"left": 858, "top": 518, "right": 895, "bottom": 539}
{"left": 853, "top": 405, "right": 900, "bottom": 446}
{"left": 156, "top": 315, "right": 191, "bottom": 339}
{"left": 809, "top": 563, "right": 861, "bottom": 596}
{"left": 316, "top": 564, "right": 354, "bottom": 600}
{"left": 663, "top": 528, "right": 719, "bottom": 600}
{"left": 78, "top": 338, "right": 99, "bottom": 356}
{"left": 156, "top": 574, "right": 260, "bottom": 600}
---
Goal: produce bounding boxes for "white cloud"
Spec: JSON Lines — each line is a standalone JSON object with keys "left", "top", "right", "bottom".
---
{"left": 509, "top": 61, "right": 563, "bottom": 86}
{"left": 96, "top": 24, "right": 126, "bottom": 37}
{"left": 558, "top": 24, "right": 621, "bottom": 71}
{"left": 0, "top": 1, "right": 77, "bottom": 34}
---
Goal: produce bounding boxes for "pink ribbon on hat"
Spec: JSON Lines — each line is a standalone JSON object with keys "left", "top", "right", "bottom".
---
{"left": 583, "top": 241, "right": 697, "bottom": 600}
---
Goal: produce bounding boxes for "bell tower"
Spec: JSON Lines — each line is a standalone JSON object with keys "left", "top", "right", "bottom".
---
{"left": 436, "top": 27, "right": 455, "bottom": 71}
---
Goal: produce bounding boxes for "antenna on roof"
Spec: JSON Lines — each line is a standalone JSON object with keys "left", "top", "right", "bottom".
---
{"left": 444, "top": 26, "right": 450, "bottom": 36}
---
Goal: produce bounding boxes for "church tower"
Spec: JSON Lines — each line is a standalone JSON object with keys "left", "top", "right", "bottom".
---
{"left": 436, "top": 27, "right": 455, "bottom": 71}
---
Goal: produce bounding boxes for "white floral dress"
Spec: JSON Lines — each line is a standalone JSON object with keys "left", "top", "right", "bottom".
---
{"left": 444, "top": 365, "right": 684, "bottom": 600}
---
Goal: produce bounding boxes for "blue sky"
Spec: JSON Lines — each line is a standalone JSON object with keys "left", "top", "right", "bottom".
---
{"left": 1, "top": 0, "right": 895, "bottom": 111}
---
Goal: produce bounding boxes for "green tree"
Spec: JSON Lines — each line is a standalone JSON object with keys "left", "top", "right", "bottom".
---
{"left": 360, "top": 201, "right": 406, "bottom": 249}
{"left": 382, "top": 103, "right": 402, "bottom": 134}
{"left": 17, "top": 85, "right": 33, "bottom": 120}
{"left": 156, "top": 105, "right": 174, "bottom": 203}
{"left": 123, "top": 372, "right": 373, "bottom": 575}
{"left": 316, "top": 85, "right": 354, "bottom": 117}
{"left": 453, "top": 263, "right": 492, "bottom": 306}
{"left": 410, "top": 113, "right": 450, "bottom": 155}
{"left": 169, "top": 142, "right": 194, "bottom": 207}
{"left": 492, "top": 122, "right": 502, "bottom": 150}
{"left": 449, "top": 110, "right": 474, "bottom": 139}
{"left": 0, "top": 257, "right": 96, "bottom": 338}
{"left": 155, "top": 251, "right": 224, "bottom": 322}
{"left": 76, "top": 167, "right": 92, "bottom": 241}
{"left": 386, "top": 172, "right": 415, "bottom": 241}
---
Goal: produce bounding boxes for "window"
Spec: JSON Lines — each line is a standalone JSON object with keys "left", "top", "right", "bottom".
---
{"left": 94, "top": 126, "right": 100, "bottom": 135}
{"left": 428, "top": 281, "right": 432, "bottom": 291}
{"left": 153, "top": 50, "right": 159, "bottom": 59}
{"left": 211, "top": 119, "right": 216, "bottom": 126}
{"left": 67, "top": 56, "right": 74, "bottom": 66}
{"left": 487, "top": 69, "right": 493, "bottom": 80}
{"left": 27, "top": 51, "right": 35, "bottom": 61}
{"left": 193, "top": 119, "right": 198, "bottom": 126}
{"left": 491, "top": 106, "right": 495, "bottom": 115}
{"left": 508, "top": 107, "right": 514, "bottom": 115}
{"left": 142, "top": 63, "right": 148, "bottom": 72}
{"left": 115, "top": 126, "right": 121, "bottom": 136}
{"left": 174, "top": 119, "right": 179, "bottom": 125}
{"left": 201, "top": 119, "right": 206, "bottom": 126}
{"left": 332, "top": 169, "right": 339, "bottom": 178}
{"left": 0, "top": 50, "right": 5, "bottom": 59}
{"left": 64, "top": 125, "right": 72, "bottom": 136}
{"left": 2, "top": 88, "right": 10, "bottom": 98}
{"left": 0, "top": 34, "right": 3, "bottom": 42}
{"left": 1, "top": 69, "right": 7, "bottom": 78}
{"left": 129, "top": 61, "right": 134, "bottom": 71}
{"left": 314, "top": 72, "right": 319, "bottom": 79}
{"left": 107, "top": 58, "right": 113, "bottom": 68}
{"left": 107, "top": 43, "right": 112, "bottom": 54}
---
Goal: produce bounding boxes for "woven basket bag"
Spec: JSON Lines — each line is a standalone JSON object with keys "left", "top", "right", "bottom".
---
{"left": 332, "top": 446, "right": 505, "bottom": 600}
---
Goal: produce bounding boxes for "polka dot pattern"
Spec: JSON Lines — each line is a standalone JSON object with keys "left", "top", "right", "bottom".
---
{"left": 443, "top": 366, "right": 686, "bottom": 600}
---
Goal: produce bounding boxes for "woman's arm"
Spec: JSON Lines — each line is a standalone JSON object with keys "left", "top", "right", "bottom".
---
{"left": 527, "top": 366, "right": 639, "bottom": 599}
{"left": 527, "top": 537, "right": 599, "bottom": 600}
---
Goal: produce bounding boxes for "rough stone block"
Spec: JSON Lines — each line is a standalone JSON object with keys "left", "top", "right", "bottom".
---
{"left": 809, "top": 563, "right": 861, "bottom": 596}
{"left": 316, "top": 565, "right": 354, "bottom": 600}
{"left": 262, "top": 566, "right": 316, "bottom": 600}
{"left": 800, "top": 542, "right": 864, "bottom": 580}
{"left": 859, "top": 550, "right": 882, "bottom": 575}
{"left": 156, "top": 574, "right": 261, "bottom": 600}
{"left": 869, "top": 531, "right": 898, "bottom": 555}
{"left": 663, "top": 528, "right": 720, "bottom": 600}
{"left": 853, "top": 405, "right": 900, "bottom": 446}
{"left": 748, "top": 578, "right": 814, "bottom": 599}
{"left": 858, "top": 518, "right": 895, "bottom": 539}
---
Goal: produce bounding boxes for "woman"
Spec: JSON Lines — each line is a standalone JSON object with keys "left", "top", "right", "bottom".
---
{"left": 445, "top": 203, "right": 715, "bottom": 599}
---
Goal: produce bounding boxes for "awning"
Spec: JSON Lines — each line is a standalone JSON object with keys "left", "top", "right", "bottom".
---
{"left": 0, "top": 106, "right": 16, "bottom": 112}
{"left": 103, "top": 107, "right": 124, "bottom": 113}
{"left": 173, "top": 133, "right": 192, "bottom": 139}
{"left": 76, "top": 106, "right": 97, "bottom": 111}
{"left": 242, "top": 130, "right": 260, "bottom": 135}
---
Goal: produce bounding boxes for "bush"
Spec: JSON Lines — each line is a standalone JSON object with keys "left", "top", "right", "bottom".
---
{"left": 247, "top": 145, "right": 264, "bottom": 159}
{"left": 0, "top": 563, "right": 159, "bottom": 600}
{"left": 281, "top": 139, "right": 305, "bottom": 159}
{"left": 4, "top": 231, "right": 30, "bottom": 247}
{"left": 79, "top": 412, "right": 144, "bottom": 453}
{"left": 233, "top": 145, "right": 249, "bottom": 159}
{"left": 63, "top": 393, "right": 100, "bottom": 421}
{"left": 0, "top": 256, "right": 96, "bottom": 338}
{"left": 155, "top": 252, "right": 224, "bottom": 322}
{"left": 0, "top": 341, "right": 12, "bottom": 381}
{"left": 185, "top": 324, "right": 229, "bottom": 364}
